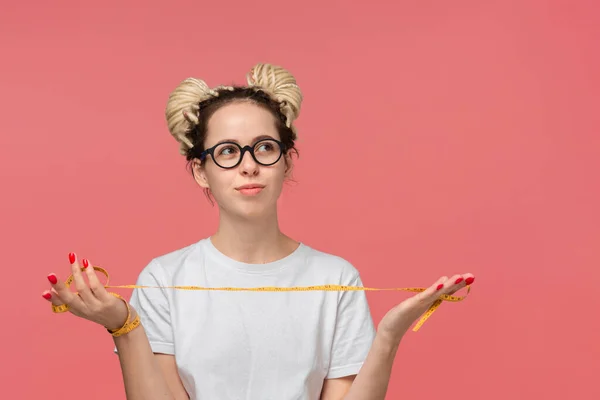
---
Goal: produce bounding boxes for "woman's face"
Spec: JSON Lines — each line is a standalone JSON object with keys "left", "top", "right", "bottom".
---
{"left": 193, "top": 101, "right": 292, "bottom": 219}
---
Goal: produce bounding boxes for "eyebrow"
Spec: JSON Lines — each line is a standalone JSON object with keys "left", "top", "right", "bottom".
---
{"left": 214, "top": 134, "right": 275, "bottom": 146}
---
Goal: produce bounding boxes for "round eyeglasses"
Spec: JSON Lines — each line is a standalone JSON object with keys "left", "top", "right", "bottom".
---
{"left": 199, "top": 138, "right": 286, "bottom": 169}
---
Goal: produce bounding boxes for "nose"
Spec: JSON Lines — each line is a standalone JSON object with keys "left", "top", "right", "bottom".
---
{"left": 239, "top": 148, "right": 259, "bottom": 176}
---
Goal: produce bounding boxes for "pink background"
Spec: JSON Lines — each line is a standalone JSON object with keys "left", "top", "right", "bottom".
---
{"left": 2, "top": 0, "right": 599, "bottom": 398}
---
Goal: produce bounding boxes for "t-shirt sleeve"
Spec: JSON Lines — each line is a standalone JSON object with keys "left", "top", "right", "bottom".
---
{"left": 326, "top": 271, "right": 376, "bottom": 379}
{"left": 115, "top": 259, "right": 174, "bottom": 355}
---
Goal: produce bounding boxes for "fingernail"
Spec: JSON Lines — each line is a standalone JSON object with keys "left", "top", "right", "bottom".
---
{"left": 82, "top": 258, "right": 89, "bottom": 268}
{"left": 69, "top": 252, "right": 76, "bottom": 264}
{"left": 42, "top": 291, "right": 52, "bottom": 300}
{"left": 48, "top": 274, "right": 58, "bottom": 285}
{"left": 436, "top": 284, "right": 444, "bottom": 291}
{"left": 455, "top": 277, "right": 464, "bottom": 284}
{"left": 465, "top": 277, "right": 475, "bottom": 285}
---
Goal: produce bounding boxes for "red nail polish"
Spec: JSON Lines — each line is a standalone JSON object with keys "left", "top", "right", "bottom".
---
{"left": 82, "top": 259, "right": 89, "bottom": 268}
{"left": 465, "top": 277, "right": 475, "bottom": 285}
{"left": 455, "top": 277, "right": 463, "bottom": 284}
{"left": 42, "top": 292, "right": 52, "bottom": 300}
{"left": 69, "top": 252, "right": 76, "bottom": 264}
{"left": 436, "top": 284, "right": 444, "bottom": 290}
{"left": 48, "top": 274, "right": 58, "bottom": 285}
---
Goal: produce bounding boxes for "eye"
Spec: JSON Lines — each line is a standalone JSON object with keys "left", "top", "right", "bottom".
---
{"left": 256, "top": 142, "right": 275, "bottom": 152}
{"left": 217, "top": 145, "right": 239, "bottom": 156}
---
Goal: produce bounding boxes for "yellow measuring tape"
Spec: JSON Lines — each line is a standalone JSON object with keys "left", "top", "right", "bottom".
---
{"left": 52, "top": 266, "right": 471, "bottom": 332}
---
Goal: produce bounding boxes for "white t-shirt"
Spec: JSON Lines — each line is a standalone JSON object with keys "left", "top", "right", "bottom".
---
{"left": 121, "top": 238, "right": 376, "bottom": 400}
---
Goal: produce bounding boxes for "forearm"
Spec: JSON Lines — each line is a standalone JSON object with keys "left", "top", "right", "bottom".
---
{"left": 114, "top": 318, "right": 175, "bottom": 400}
{"left": 343, "top": 332, "right": 401, "bottom": 400}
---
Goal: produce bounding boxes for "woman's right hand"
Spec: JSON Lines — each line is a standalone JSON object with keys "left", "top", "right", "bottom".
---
{"left": 42, "top": 253, "right": 132, "bottom": 331}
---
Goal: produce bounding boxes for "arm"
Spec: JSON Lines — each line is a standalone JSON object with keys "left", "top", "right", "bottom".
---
{"left": 114, "top": 315, "right": 187, "bottom": 400}
{"left": 155, "top": 355, "right": 191, "bottom": 399}
{"left": 325, "top": 273, "right": 474, "bottom": 400}
{"left": 320, "top": 376, "right": 355, "bottom": 400}
{"left": 319, "top": 334, "right": 398, "bottom": 400}
{"left": 45, "top": 255, "right": 188, "bottom": 400}
{"left": 337, "top": 333, "right": 399, "bottom": 400}
{"left": 116, "top": 260, "right": 190, "bottom": 399}
{"left": 319, "top": 269, "right": 377, "bottom": 400}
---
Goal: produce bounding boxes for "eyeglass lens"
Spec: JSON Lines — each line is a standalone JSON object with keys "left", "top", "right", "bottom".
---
{"left": 212, "top": 139, "right": 282, "bottom": 168}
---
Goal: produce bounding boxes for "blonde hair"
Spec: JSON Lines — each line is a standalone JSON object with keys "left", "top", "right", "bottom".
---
{"left": 165, "top": 63, "right": 303, "bottom": 156}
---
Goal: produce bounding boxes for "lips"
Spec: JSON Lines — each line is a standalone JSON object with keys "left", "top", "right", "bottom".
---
{"left": 236, "top": 184, "right": 265, "bottom": 190}
{"left": 236, "top": 184, "right": 265, "bottom": 196}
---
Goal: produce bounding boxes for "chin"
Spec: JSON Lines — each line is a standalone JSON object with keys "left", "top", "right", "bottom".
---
{"left": 231, "top": 194, "right": 281, "bottom": 220}
{"left": 214, "top": 188, "right": 281, "bottom": 220}
{"left": 234, "top": 202, "right": 276, "bottom": 219}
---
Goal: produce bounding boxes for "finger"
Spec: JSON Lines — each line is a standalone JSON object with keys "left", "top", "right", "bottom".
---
{"left": 442, "top": 273, "right": 475, "bottom": 295}
{"left": 42, "top": 290, "right": 55, "bottom": 303}
{"left": 455, "top": 273, "right": 475, "bottom": 286}
{"left": 47, "top": 272, "right": 84, "bottom": 310}
{"left": 440, "top": 274, "right": 465, "bottom": 294}
{"left": 434, "top": 276, "right": 448, "bottom": 291}
{"left": 417, "top": 276, "right": 448, "bottom": 301}
{"left": 464, "top": 274, "right": 475, "bottom": 286}
{"left": 84, "top": 258, "right": 111, "bottom": 301}
{"left": 72, "top": 256, "right": 97, "bottom": 305}
{"left": 42, "top": 288, "right": 68, "bottom": 307}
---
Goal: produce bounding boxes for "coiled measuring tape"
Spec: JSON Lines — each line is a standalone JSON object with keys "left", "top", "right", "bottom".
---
{"left": 52, "top": 266, "right": 471, "bottom": 332}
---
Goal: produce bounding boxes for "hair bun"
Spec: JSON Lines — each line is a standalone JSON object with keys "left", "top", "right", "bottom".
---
{"left": 165, "top": 77, "right": 216, "bottom": 155}
{"left": 165, "top": 64, "right": 303, "bottom": 155}
{"left": 246, "top": 63, "right": 303, "bottom": 135}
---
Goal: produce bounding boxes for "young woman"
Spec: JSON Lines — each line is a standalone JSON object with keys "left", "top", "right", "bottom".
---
{"left": 42, "top": 63, "right": 474, "bottom": 400}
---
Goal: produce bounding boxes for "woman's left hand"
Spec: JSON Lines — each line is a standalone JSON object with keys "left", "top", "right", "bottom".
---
{"left": 377, "top": 274, "right": 475, "bottom": 343}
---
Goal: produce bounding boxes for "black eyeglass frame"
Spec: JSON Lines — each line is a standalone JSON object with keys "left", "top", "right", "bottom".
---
{"left": 198, "top": 138, "right": 287, "bottom": 169}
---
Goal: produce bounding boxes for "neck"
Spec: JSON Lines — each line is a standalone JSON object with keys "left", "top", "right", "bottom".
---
{"left": 210, "top": 208, "right": 297, "bottom": 264}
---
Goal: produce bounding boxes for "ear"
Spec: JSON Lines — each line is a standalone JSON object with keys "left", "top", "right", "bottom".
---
{"left": 283, "top": 153, "right": 294, "bottom": 178}
{"left": 192, "top": 159, "right": 211, "bottom": 189}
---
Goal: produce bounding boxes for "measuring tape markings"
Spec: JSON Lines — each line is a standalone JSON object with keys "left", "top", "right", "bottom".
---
{"left": 50, "top": 266, "right": 471, "bottom": 332}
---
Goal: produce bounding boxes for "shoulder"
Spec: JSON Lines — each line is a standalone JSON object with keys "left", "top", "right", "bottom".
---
{"left": 135, "top": 238, "right": 207, "bottom": 284}
{"left": 301, "top": 243, "right": 363, "bottom": 285}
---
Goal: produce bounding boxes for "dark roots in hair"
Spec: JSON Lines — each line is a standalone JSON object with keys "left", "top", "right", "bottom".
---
{"left": 182, "top": 87, "right": 300, "bottom": 202}
{"left": 184, "top": 87, "right": 299, "bottom": 166}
